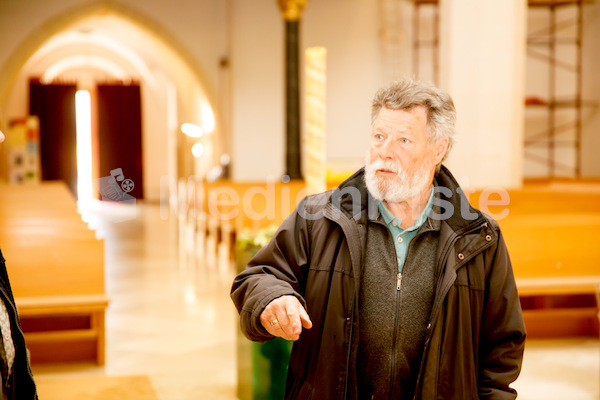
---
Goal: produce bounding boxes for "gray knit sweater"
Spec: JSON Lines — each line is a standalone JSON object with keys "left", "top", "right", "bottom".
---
{"left": 356, "top": 211, "right": 440, "bottom": 399}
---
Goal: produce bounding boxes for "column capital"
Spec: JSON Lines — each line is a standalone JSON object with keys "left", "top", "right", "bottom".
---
{"left": 277, "top": 0, "right": 307, "bottom": 21}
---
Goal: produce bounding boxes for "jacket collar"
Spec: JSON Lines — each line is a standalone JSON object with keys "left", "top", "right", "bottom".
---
{"left": 433, "top": 165, "right": 487, "bottom": 233}
{"left": 330, "top": 167, "right": 376, "bottom": 226}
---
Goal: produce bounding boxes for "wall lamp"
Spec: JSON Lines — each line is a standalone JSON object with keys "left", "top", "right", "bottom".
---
{"left": 181, "top": 123, "right": 204, "bottom": 137}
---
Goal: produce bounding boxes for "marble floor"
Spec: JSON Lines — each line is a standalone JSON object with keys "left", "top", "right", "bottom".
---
{"left": 32, "top": 203, "right": 599, "bottom": 400}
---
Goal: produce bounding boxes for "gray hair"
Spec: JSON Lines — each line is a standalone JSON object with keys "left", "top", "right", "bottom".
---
{"left": 371, "top": 78, "right": 456, "bottom": 162}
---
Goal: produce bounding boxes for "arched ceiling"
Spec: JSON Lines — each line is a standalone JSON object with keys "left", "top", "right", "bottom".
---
{"left": 1, "top": 8, "right": 220, "bottom": 183}
{"left": 24, "top": 14, "right": 169, "bottom": 87}
{"left": 4, "top": 10, "right": 217, "bottom": 133}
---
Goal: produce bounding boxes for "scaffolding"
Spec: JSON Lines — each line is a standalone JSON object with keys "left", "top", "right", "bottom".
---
{"left": 379, "top": 0, "right": 404, "bottom": 82}
{"left": 525, "top": 0, "right": 594, "bottom": 178}
{"left": 406, "top": 0, "right": 595, "bottom": 178}
{"left": 407, "top": 0, "right": 440, "bottom": 85}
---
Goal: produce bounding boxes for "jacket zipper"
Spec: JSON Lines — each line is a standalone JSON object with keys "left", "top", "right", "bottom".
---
{"left": 412, "top": 220, "right": 491, "bottom": 398}
{"left": 343, "top": 295, "right": 356, "bottom": 400}
{"left": 387, "top": 272, "right": 402, "bottom": 397}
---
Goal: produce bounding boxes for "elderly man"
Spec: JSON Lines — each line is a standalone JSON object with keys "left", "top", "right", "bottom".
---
{"left": 231, "top": 79, "right": 526, "bottom": 399}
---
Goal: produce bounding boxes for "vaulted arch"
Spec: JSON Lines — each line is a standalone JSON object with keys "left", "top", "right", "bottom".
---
{"left": 0, "top": 2, "right": 222, "bottom": 200}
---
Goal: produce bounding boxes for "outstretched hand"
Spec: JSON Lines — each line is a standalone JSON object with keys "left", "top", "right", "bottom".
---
{"left": 260, "top": 295, "right": 313, "bottom": 341}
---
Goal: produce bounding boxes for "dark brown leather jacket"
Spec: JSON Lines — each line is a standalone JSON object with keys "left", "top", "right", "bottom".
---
{"left": 231, "top": 166, "right": 526, "bottom": 400}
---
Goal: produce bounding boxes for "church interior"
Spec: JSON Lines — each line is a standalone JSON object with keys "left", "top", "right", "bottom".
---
{"left": 0, "top": 0, "right": 599, "bottom": 399}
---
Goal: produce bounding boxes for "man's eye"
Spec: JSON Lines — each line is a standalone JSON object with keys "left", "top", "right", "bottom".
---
{"left": 374, "top": 134, "right": 384, "bottom": 140}
{"left": 400, "top": 138, "right": 410, "bottom": 144}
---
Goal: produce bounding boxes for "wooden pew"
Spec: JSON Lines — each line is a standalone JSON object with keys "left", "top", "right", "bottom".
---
{"left": 200, "top": 179, "right": 309, "bottom": 231}
{"left": 469, "top": 181, "right": 600, "bottom": 338}
{"left": 184, "top": 175, "right": 599, "bottom": 338}
{"left": 181, "top": 178, "right": 308, "bottom": 260}
{"left": 0, "top": 181, "right": 108, "bottom": 365}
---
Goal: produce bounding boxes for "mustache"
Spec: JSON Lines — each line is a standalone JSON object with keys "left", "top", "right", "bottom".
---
{"left": 368, "top": 158, "right": 403, "bottom": 175}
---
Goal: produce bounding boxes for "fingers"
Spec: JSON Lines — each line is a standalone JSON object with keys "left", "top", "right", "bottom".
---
{"left": 299, "top": 304, "right": 313, "bottom": 329}
{"left": 260, "top": 296, "right": 290, "bottom": 338}
{"left": 260, "top": 295, "right": 311, "bottom": 341}
{"left": 270, "top": 296, "right": 301, "bottom": 340}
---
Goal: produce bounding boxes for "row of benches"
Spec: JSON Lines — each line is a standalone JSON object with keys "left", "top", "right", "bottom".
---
{"left": 0, "top": 182, "right": 107, "bottom": 365}
{"left": 180, "top": 177, "right": 600, "bottom": 339}
{"left": 1, "top": 176, "right": 598, "bottom": 367}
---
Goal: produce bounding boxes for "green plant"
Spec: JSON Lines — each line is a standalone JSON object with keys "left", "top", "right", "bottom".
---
{"left": 236, "top": 224, "right": 279, "bottom": 254}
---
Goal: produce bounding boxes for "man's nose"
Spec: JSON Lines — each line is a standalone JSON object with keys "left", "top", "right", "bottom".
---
{"left": 377, "top": 138, "right": 395, "bottom": 160}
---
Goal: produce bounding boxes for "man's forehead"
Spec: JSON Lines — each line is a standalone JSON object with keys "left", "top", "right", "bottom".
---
{"left": 375, "top": 106, "right": 428, "bottom": 129}
{"left": 381, "top": 105, "right": 427, "bottom": 118}
{"left": 373, "top": 124, "right": 418, "bottom": 136}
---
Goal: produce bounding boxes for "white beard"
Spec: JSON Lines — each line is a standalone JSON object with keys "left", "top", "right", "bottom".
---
{"left": 364, "top": 154, "right": 433, "bottom": 203}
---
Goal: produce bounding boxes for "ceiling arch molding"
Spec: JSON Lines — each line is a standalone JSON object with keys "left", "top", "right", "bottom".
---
{"left": 41, "top": 55, "right": 129, "bottom": 83}
{"left": 0, "top": 1, "right": 218, "bottom": 110}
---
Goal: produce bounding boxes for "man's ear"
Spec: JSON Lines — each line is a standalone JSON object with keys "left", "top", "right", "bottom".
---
{"left": 434, "top": 138, "right": 449, "bottom": 165}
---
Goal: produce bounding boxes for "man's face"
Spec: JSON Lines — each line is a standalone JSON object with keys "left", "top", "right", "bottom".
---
{"left": 365, "top": 106, "right": 447, "bottom": 203}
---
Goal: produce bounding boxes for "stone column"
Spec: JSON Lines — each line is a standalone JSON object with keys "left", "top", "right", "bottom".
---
{"left": 439, "top": 0, "right": 527, "bottom": 189}
{"left": 277, "top": 0, "right": 307, "bottom": 180}
{"left": 305, "top": 47, "right": 326, "bottom": 195}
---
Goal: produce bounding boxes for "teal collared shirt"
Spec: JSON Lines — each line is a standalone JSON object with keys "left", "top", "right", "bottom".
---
{"left": 377, "top": 185, "right": 435, "bottom": 273}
